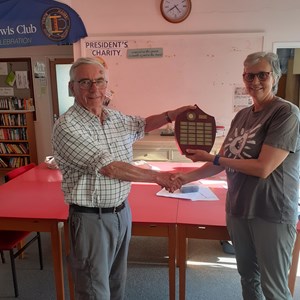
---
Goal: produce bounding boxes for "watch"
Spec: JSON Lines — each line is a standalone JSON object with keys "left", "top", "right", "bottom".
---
{"left": 160, "top": 0, "right": 192, "bottom": 23}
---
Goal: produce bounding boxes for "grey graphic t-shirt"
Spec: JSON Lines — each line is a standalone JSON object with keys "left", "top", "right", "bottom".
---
{"left": 224, "top": 97, "right": 300, "bottom": 224}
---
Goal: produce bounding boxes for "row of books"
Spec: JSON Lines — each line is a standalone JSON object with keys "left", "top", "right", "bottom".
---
{"left": 0, "top": 156, "right": 30, "bottom": 168}
{"left": 0, "top": 143, "right": 28, "bottom": 154}
{"left": 0, "top": 113, "right": 27, "bottom": 126}
{"left": 0, "top": 97, "right": 35, "bottom": 111}
{"left": 0, "top": 128, "right": 27, "bottom": 140}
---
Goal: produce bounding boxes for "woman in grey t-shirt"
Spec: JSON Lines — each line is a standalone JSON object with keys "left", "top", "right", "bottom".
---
{"left": 173, "top": 52, "right": 300, "bottom": 300}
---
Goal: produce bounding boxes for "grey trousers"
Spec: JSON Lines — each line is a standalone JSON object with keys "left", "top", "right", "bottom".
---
{"left": 227, "top": 215, "right": 297, "bottom": 300}
{"left": 68, "top": 201, "right": 132, "bottom": 300}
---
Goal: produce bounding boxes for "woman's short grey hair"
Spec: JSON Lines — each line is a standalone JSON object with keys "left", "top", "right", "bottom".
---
{"left": 69, "top": 57, "right": 107, "bottom": 81}
{"left": 244, "top": 52, "right": 282, "bottom": 94}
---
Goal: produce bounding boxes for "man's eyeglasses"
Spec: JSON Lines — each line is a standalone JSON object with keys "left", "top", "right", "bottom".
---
{"left": 76, "top": 79, "right": 108, "bottom": 89}
{"left": 242, "top": 71, "right": 272, "bottom": 82}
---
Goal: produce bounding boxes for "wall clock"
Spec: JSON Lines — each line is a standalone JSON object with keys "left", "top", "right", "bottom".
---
{"left": 160, "top": 0, "right": 192, "bottom": 23}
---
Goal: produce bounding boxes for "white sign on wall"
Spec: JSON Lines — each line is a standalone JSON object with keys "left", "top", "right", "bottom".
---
{"left": 0, "top": 87, "right": 14, "bottom": 96}
{"left": 0, "top": 62, "right": 8, "bottom": 75}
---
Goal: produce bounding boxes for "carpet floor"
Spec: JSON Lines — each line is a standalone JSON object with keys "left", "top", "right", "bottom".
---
{"left": 0, "top": 233, "right": 299, "bottom": 300}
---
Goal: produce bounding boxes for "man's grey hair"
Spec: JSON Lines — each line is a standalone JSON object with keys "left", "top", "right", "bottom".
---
{"left": 69, "top": 57, "right": 107, "bottom": 81}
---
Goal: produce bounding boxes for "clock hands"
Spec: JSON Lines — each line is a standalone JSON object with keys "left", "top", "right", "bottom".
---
{"left": 167, "top": 5, "right": 177, "bottom": 13}
{"left": 167, "top": 4, "right": 181, "bottom": 14}
{"left": 174, "top": 5, "right": 181, "bottom": 13}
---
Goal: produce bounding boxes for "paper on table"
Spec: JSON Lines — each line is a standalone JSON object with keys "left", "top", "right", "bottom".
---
{"left": 199, "top": 179, "right": 228, "bottom": 189}
{"left": 156, "top": 184, "right": 219, "bottom": 201}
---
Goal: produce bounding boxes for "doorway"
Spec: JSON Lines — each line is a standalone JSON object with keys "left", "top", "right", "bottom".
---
{"left": 273, "top": 42, "right": 300, "bottom": 107}
{"left": 49, "top": 58, "right": 73, "bottom": 122}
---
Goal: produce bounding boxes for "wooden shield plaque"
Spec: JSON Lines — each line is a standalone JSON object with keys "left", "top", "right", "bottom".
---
{"left": 174, "top": 105, "right": 216, "bottom": 155}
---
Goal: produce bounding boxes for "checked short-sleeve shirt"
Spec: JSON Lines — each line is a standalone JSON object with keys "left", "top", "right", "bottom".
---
{"left": 52, "top": 101, "right": 145, "bottom": 208}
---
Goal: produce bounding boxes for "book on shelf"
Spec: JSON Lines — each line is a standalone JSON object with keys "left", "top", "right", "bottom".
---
{"left": 0, "top": 143, "right": 28, "bottom": 154}
{"left": 18, "top": 143, "right": 28, "bottom": 153}
{"left": 7, "top": 144, "right": 22, "bottom": 154}
{"left": 0, "top": 114, "right": 27, "bottom": 126}
{"left": 0, "top": 128, "right": 27, "bottom": 140}
{"left": 0, "top": 157, "right": 8, "bottom": 168}
{"left": 0, "top": 97, "right": 35, "bottom": 111}
{"left": 5, "top": 156, "right": 29, "bottom": 168}
{"left": 0, "top": 156, "right": 31, "bottom": 169}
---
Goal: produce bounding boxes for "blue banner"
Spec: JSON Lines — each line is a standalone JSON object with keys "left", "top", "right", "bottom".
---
{"left": 0, "top": 0, "right": 87, "bottom": 48}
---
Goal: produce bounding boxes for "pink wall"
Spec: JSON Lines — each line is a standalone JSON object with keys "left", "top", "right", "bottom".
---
{"left": 2, "top": 1, "right": 299, "bottom": 163}
{"left": 70, "top": 0, "right": 300, "bottom": 52}
{"left": 68, "top": 0, "right": 300, "bottom": 113}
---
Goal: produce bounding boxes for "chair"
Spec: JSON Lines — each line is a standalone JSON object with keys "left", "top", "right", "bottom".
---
{"left": 0, "top": 163, "right": 43, "bottom": 297}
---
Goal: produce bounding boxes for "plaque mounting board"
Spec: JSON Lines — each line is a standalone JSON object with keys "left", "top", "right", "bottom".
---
{"left": 174, "top": 106, "right": 216, "bottom": 155}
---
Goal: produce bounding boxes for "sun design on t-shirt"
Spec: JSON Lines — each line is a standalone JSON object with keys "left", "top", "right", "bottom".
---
{"left": 223, "top": 124, "right": 261, "bottom": 159}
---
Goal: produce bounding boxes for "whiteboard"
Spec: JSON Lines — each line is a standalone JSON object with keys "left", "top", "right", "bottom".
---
{"left": 81, "top": 33, "right": 263, "bottom": 128}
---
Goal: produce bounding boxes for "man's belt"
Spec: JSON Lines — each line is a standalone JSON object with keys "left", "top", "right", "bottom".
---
{"left": 70, "top": 202, "right": 125, "bottom": 214}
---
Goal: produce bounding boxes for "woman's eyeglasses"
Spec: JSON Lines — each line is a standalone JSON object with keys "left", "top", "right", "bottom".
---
{"left": 76, "top": 79, "right": 108, "bottom": 89}
{"left": 242, "top": 71, "right": 272, "bottom": 82}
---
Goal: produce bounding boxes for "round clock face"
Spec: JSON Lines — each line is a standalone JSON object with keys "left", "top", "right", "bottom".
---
{"left": 160, "top": 0, "right": 192, "bottom": 23}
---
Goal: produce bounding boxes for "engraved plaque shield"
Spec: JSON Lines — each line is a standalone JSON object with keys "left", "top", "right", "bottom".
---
{"left": 174, "top": 105, "right": 216, "bottom": 155}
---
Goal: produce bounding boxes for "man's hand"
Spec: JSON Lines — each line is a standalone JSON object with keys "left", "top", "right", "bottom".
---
{"left": 166, "top": 172, "right": 190, "bottom": 193}
{"left": 155, "top": 172, "right": 183, "bottom": 192}
{"left": 145, "top": 105, "right": 197, "bottom": 132}
{"left": 168, "top": 105, "right": 197, "bottom": 121}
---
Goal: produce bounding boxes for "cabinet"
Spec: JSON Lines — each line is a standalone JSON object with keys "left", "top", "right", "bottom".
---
{"left": 133, "top": 131, "right": 184, "bottom": 162}
{"left": 0, "top": 58, "right": 36, "bottom": 175}
{"left": 0, "top": 111, "right": 37, "bottom": 174}
{"left": 133, "top": 131, "right": 223, "bottom": 162}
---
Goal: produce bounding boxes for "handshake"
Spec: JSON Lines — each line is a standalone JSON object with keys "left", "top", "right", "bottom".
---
{"left": 155, "top": 171, "right": 185, "bottom": 193}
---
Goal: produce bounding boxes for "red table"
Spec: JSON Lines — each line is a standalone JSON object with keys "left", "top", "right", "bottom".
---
{"left": 129, "top": 183, "right": 178, "bottom": 300}
{"left": 176, "top": 175, "right": 300, "bottom": 300}
{"left": 0, "top": 162, "right": 183, "bottom": 300}
{"left": 176, "top": 176, "right": 230, "bottom": 300}
{"left": 128, "top": 162, "right": 199, "bottom": 300}
{"left": 0, "top": 163, "right": 70, "bottom": 300}
{"left": 0, "top": 162, "right": 298, "bottom": 300}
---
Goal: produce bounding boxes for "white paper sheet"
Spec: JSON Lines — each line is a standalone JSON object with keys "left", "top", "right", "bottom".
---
{"left": 156, "top": 184, "right": 219, "bottom": 201}
{"left": 15, "top": 71, "right": 29, "bottom": 89}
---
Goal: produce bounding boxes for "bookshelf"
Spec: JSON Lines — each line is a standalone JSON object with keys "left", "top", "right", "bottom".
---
{"left": 0, "top": 58, "right": 37, "bottom": 176}
{"left": 0, "top": 111, "right": 37, "bottom": 175}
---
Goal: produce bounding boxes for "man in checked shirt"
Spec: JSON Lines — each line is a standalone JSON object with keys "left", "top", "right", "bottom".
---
{"left": 52, "top": 57, "right": 194, "bottom": 300}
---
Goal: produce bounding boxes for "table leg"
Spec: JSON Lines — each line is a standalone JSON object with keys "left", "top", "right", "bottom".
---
{"left": 64, "top": 221, "right": 75, "bottom": 300}
{"left": 288, "top": 231, "right": 300, "bottom": 295}
{"left": 178, "top": 225, "right": 188, "bottom": 300}
{"left": 50, "top": 222, "right": 65, "bottom": 300}
{"left": 168, "top": 225, "right": 176, "bottom": 300}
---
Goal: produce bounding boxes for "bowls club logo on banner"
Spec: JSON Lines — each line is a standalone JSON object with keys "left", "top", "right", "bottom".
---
{"left": 41, "top": 7, "right": 71, "bottom": 41}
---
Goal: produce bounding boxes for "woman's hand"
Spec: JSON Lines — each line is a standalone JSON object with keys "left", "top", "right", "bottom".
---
{"left": 185, "top": 149, "right": 213, "bottom": 163}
